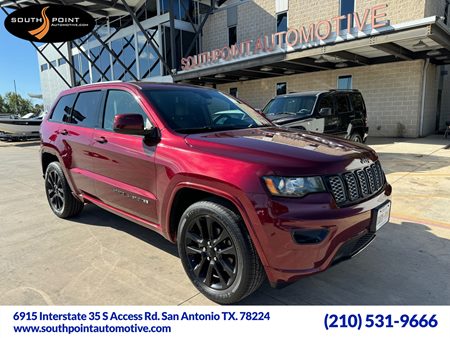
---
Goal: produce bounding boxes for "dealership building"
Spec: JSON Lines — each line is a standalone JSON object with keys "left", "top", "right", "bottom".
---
{"left": 2, "top": 0, "right": 450, "bottom": 137}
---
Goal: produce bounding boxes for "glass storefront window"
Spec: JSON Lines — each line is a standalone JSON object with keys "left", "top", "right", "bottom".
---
{"left": 111, "top": 34, "right": 138, "bottom": 81}
{"left": 90, "top": 46, "right": 112, "bottom": 82}
{"left": 137, "top": 31, "right": 161, "bottom": 79}
{"left": 160, "top": 0, "right": 193, "bottom": 21}
{"left": 72, "top": 53, "right": 90, "bottom": 86}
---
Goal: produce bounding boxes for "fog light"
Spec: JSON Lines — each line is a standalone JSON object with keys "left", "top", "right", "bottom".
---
{"left": 292, "top": 229, "right": 329, "bottom": 244}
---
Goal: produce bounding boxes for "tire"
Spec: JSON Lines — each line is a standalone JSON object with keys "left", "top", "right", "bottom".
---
{"left": 177, "top": 199, "right": 265, "bottom": 304}
{"left": 44, "top": 161, "right": 84, "bottom": 218}
{"left": 350, "top": 132, "right": 363, "bottom": 143}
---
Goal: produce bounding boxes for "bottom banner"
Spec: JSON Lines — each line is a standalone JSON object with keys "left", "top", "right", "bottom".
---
{"left": 1, "top": 306, "right": 448, "bottom": 337}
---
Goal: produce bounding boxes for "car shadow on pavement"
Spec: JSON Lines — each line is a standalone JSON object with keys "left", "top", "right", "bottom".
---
{"left": 72, "top": 204, "right": 179, "bottom": 258}
{"left": 239, "top": 221, "right": 450, "bottom": 305}
{"left": 70, "top": 203, "right": 450, "bottom": 305}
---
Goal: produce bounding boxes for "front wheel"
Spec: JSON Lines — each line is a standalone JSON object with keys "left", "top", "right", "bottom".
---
{"left": 45, "top": 162, "right": 84, "bottom": 218}
{"left": 177, "top": 200, "right": 265, "bottom": 304}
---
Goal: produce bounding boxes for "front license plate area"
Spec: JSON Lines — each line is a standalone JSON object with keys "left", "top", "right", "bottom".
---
{"left": 370, "top": 201, "right": 391, "bottom": 232}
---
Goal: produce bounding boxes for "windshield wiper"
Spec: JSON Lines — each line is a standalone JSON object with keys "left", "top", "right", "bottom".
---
{"left": 267, "top": 112, "right": 297, "bottom": 116}
{"left": 175, "top": 125, "right": 269, "bottom": 134}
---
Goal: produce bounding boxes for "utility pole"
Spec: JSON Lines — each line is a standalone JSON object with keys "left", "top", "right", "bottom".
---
{"left": 13, "top": 80, "right": 18, "bottom": 115}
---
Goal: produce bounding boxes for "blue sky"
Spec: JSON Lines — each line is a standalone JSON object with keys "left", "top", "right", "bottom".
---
{"left": 0, "top": 11, "right": 42, "bottom": 101}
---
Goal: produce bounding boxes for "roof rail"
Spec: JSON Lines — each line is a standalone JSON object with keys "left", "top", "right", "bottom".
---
{"left": 329, "top": 89, "right": 360, "bottom": 92}
{"left": 76, "top": 80, "right": 123, "bottom": 88}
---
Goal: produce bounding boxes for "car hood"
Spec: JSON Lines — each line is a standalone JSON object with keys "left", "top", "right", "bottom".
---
{"left": 184, "top": 127, "right": 377, "bottom": 176}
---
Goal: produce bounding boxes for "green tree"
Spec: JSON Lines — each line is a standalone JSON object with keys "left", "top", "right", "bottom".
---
{"left": 0, "top": 94, "right": 5, "bottom": 115}
{"left": 2, "top": 92, "right": 36, "bottom": 116}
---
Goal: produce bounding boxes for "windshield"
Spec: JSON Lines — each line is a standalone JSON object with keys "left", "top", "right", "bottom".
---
{"left": 263, "top": 95, "right": 317, "bottom": 121}
{"left": 143, "top": 88, "right": 272, "bottom": 133}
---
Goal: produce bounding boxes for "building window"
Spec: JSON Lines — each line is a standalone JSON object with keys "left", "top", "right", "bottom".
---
{"left": 276, "top": 82, "right": 287, "bottom": 95}
{"left": 229, "top": 87, "right": 238, "bottom": 98}
{"left": 340, "top": 0, "right": 355, "bottom": 31}
{"left": 276, "top": 12, "right": 288, "bottom": 45}
{"left": 57, "top": 58, "right": 67, "bottom": 66}
{"left": 337, "top": 75, "right": 352, "bottom": 89}
{"left": 50, "top": 60, "right": 57, "bottom": 68}
{"left": 228, "top": 26, "right": 237, "bottom": 46}
{"left": 227, "top": 5, "right": 237, "bottom": 46}
{"left": 277, "top": 12, "right": 288, "bottom": 33}
{"left": 40, "top": 63, "right": 48, "bottom": 72}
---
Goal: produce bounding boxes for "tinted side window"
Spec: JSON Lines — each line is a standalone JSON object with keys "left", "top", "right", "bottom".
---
{"left": 103, "top": 90, "right": 151, "bottom": 131}
{"left": 71, "top": 91, "right": 102, "bottom": 127}
{"left": 351, "top": 94, "right": 365, "bottom": 111}
{"left": 50, "top": 94, "right": 76, "bottom": 122}
{"left": 336, "top": 95, "right": 351, "bottom": 113}
{"left": 316, "top": 95, "right": 333, "bottom": 112}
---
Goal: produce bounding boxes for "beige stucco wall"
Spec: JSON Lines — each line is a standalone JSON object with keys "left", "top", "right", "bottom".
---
{"left": 217, "top": 60, "right": 433, "bottom": 138}
{"left": 202, "top": 0, "right": 448, "bottom": 52}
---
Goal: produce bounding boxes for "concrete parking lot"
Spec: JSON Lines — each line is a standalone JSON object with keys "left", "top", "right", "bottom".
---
{"left": 0, "top": 136, "right": 449, "bottom": 305}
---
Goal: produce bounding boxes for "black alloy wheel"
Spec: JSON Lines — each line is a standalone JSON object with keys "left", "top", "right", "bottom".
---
{"left": 46, "top": 169, "right": 65, "bottom": 212}
{"left": 177, "top": 199, "right": 265, "bottom": 304}
{"left": 184, "top": 214, "right": 238, "bottom": 290}
{"left": 44, "top": 161, "right": 84, "bottom": 218}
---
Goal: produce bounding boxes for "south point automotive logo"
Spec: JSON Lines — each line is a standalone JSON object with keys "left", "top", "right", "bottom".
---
{"left": 4, "top": 4, "right": 95, "bottom": 43}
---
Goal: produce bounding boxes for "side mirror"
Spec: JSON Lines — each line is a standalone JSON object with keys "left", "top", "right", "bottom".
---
{"left": 319, "top": 108, "right": 333, "bottom": 117}
{"left": 113, "top": 114, "right": 145, "bottom": 135}
{"left": 143, "top": 126, "right": 161, "bottom": 146}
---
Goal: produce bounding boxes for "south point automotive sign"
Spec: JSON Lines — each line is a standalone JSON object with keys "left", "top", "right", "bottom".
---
{"left": 181, "top": 4, "right": 388, "bottom": 71}
{"left": 4, "top": 4, "right": 94, "bottom": 43}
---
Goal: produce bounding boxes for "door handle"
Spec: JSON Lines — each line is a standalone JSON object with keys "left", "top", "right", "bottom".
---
{"left": 60, "top": 129, "right": 68, "bottom": 135}
{"left": 94, "top": 136, "right": 108, "bottom": 144}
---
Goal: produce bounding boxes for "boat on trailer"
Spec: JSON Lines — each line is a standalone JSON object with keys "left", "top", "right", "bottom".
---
{"left": 0, "top": 113, "right": 44, "bottom": 141}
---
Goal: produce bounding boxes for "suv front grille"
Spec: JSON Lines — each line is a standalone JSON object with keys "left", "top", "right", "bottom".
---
{"left": 325, "top": 161, "right": 385, "bottom": 206}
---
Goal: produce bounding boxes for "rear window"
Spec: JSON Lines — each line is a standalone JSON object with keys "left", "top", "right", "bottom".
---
{"left": 71, "top": 91, "right": 102, "bottom": 128}
{"left": 350, "top": 94, "right": 365, "bottom": 111}
{"left": 50, "top": 94, "right": 76, "bottom": 122}
{"left": 336, "top": 95, "right": 351, "bottom": 113}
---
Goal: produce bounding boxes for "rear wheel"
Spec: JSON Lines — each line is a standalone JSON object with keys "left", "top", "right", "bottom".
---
{"left": 45, "top": 162, "right": 84, "bottom": 218}
{"left": 350, "top": 132, "right": 363, "bottom": 143}
{"left": 177, "top": 200, "right": 265, "bottom": 304}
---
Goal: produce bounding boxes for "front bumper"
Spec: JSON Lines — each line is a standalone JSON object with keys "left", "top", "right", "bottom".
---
{"left": 248, "top": 184, "right": 391, "bottom": 287}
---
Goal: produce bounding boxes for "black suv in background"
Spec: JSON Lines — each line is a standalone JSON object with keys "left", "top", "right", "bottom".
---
{"left": 262, "top": 89, "right": 369, "bottom": 143}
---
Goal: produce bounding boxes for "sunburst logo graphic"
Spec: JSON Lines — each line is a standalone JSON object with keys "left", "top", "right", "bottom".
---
{"left": 28, "top": 6, "right": 50, "bottom": 40}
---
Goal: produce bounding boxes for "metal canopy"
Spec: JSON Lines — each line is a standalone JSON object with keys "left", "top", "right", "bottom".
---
{"left": 174, "top": 18, "right": 450, "bottom": 86}
{"left": 0, "top": 0, "right": 141, "bottom": 17}
{"left": 1, "top": 0, "right": 220, "bottom": 87}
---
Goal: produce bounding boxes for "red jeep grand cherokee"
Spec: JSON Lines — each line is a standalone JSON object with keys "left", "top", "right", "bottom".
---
{"left": 40, "top": 82, "right": 391, "bottom": 304}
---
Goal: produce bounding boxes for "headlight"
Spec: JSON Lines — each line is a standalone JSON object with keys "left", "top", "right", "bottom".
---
{"left": 263, "top": 176, "right": 325, "bottom": 197}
